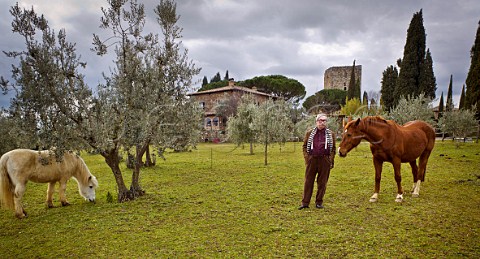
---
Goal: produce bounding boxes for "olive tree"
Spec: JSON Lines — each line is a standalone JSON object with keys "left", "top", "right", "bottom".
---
{"left": 293, "top": 117, "right": 313, "bottom": 140}
{"left": 438, "top": 109, "right": 477, "bottom": 141}
{"left": 253, "top": 99, "right": 293, "bottom": 165}
{"left": 1, "top": 0, "right": 200, "bottom": 202}
{"left": 387, "top": 94, "right": 435, "bottom": 125}
{"left": 0, "top": 114, "right": 20, "bottom": 156}
{"left": 227, "top": 95, "right": 258, "bottom": 155}
{"left": 227, "top": 97, "right": 292, "bottom": 164}
{"left": 92, "top": 0, "right": 201, "bottom": 198}
{"left": 1, "top": 3, "right": 94, "bottom": 159}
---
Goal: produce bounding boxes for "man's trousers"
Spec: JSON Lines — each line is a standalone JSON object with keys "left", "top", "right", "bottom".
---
{"left": 301, "top": 155, "right": 331, "bottom": 206}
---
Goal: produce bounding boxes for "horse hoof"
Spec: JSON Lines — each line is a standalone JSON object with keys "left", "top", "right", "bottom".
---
{"left": 16, "top": 213, "right": 26, "bottom": 219}
{"left": 61, "top": 201, "right": 70, "bottom": 207}
{"left": 369, "top": 198, "right": 378, "bottom": 203}
{"left": 412, "top": 193, "right": 419, "bottom": 198}
{"left": 395, "top": 198, "right": 403, "bottom": 203}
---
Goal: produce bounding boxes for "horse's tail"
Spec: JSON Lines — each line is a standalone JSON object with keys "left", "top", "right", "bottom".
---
{"left": 420, "top": 122, "right": 436, "bottom": 182}
{"left": 0, "top": 153, "right": 15, "bottom": 210}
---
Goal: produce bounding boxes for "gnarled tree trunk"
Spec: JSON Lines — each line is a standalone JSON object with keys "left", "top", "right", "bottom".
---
{"left": 130, "top": 143, "right": 148, "bottom": 197}
{"left": 144, "top": 145, "right": 155, "bottom": 167}
{"left": 102, "top": 148, "right": 134, "bottom": 202}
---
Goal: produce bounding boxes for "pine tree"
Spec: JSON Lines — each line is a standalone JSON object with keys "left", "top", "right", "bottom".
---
{"left": 446, "top": 75, "right": 454, "bottom": 111}
{"left": 438, "top": 92, "right": 444, "bottom": 116}
{"left": 380, "top": 65, "right": 398, "bottom": 112}
{"left": 395, "top": 9, "right": 426, "bottom": 105}
{"left": 224, "top": 70, "right": 229, "bottom": 81}
{"left": 419, "top": 49, "right": 437, "bottom": 99}
{"left": 465, "top": 20, "right": 480, "bottom": 119}
{"left": 459, "top": 84, "right": 466, "bottom": 110}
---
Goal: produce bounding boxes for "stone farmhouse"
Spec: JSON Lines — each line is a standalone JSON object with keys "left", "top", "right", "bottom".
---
{"left": 187, "top": 80, "right": 276, "bottom": 142}
{"left": 324, "top": 65, "right": 362, "bottom": 91}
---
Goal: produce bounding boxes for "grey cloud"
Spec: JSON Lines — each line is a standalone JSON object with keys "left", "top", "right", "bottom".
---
{"left": 0, "top": 0, "right": 479, "bottom": 108}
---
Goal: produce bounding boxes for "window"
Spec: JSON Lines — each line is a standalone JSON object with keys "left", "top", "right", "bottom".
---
{"left": 199, "top": 102, "right": 205, "bottom": 109}
{"left": 206, "top": 118, "right": 211, "bottom": 127}
{"left": 213, "top": 117, "right": 219, "bottom": 126}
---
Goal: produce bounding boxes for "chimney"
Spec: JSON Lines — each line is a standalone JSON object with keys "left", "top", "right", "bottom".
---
{"left": 228, "top": 78, "right": 235, "bottom": 87}
{"left": 252, "top": 86, "right": 257, "bottom": 91}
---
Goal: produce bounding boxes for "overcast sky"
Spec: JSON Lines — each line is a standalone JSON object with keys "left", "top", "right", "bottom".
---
{"left": 0, "top": 0, "right": 479, "bottom": 108}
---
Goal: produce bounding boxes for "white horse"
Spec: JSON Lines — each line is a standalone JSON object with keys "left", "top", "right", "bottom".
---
{"left": 0, "top": 149, "right": 98, "bottom": 219}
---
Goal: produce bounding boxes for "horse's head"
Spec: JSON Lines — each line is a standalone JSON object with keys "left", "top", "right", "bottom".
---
{"left": 338, "top": 118, "right": 364, "bottom": 157}
{"left": 79, "top": 175, "right": 98, "bottom": 203}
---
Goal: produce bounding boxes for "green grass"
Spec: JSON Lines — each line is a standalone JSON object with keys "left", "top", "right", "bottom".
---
{"left": 0, "top": 141, "right": 479, "bottom": 258}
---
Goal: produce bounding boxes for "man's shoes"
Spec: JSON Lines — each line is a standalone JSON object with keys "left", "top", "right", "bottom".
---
{"left": 298, "top": 205, "right": 309, "bottom": 210}
{"left": 315, "top": 204, "right": 324, "bottom": 209}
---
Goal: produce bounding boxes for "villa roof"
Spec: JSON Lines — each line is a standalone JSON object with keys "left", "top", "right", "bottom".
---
{"left": 188, "top": 85, "right": 275, "bottom": 98}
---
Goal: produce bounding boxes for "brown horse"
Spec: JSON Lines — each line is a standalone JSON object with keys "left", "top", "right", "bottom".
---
{"left": 338, "top": 116, "right": 435, "bottom": 202}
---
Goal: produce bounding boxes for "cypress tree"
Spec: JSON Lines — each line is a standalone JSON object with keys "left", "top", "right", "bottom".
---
{"left": 395, "top": 9, "right": 426, "bottom": 105}
{"left": 355, "top": 78, "right": 361, "bottom": 101}
{"left": 362, "top": 91, "right": 368, "bottom": 106}
{"left": 459, "top": 84, "right": 466, "bottom": 110}
{"left": 380, "top": 65, "right": 398, "bottom": 112}
{"left": 211, "top": 72, "right": 221, "bottom": 83}
{"left": 446, "top": 75, "right": 454, "bottom": 111}
{"left": 419, "top": 48, "right": 437, "bottom": 99}
{"left": 347, "top": 60, "right": 357, "bottom": 100}
{"left": 465, "top": 20, "right": 480, "bottom": 119}
{"left": 202, "top": 76, "right": 208, "bottom": 87}
{"left": 438, "top": 92, "right": 444, "bottom": 116}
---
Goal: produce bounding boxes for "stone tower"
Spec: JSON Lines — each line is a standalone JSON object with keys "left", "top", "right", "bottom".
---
{"left": 324, "top": 65, "right": 362, "bottom": 91}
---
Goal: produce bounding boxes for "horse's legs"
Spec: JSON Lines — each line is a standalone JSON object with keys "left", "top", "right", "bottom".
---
{"left": 409, "top": 161, "right": 418, "bottom": 193}
{"left": 417, "top": 149, "right": 432, "bottom": 182}
{"left": 47, "top": 182, "right": 55, "bottom": 208}
{"left": 370, "top": 158, "right": 383, "bottom": 202}
{"left": 59, "top": 181, "right": 70, "bottom": 206}
{"left": 393, "top": 159, "right": 404, "bottom": 202}
{"left": 13, "top": 183, "right": 27, "bottom": 219}
{"left": 413, "top": 149, "right": 432, "bottom": 197}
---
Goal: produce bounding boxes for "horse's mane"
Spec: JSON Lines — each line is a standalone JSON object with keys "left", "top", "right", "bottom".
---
{"left": 67, "top": 153, "right": 97, "bottom": 187}
{"left": 346, "top": 116, "right": 387, "bottom": 128}
{"left": 363, "top": 116, "right": 401, "bottom": 126}
{"left": 363, "top": 116, "right": 388, "bottom": 124}
{"left": 345, "top": 116, "right": 403, "bottom": 134}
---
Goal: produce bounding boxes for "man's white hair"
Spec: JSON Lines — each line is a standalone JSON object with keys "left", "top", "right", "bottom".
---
{"left": 316, "top": 114, "right": 328, "bottom": 121}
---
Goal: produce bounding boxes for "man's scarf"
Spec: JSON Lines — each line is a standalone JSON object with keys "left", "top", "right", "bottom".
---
{"left": 306, "top": 127, "right": 333, "bottom": 154}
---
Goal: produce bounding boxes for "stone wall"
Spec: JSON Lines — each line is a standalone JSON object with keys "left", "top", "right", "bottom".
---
{"left": 324, "top": 65, "right": 362, "bottom": 91}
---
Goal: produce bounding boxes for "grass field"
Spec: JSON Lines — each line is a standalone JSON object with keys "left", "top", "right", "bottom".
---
{"left": 0, "top": 141, "right": 479, "bottom": 258}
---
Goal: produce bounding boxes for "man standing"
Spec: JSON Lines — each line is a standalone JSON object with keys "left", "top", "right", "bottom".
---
{"left": 299, "top": 114, "right": 336, "bottom": 210}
